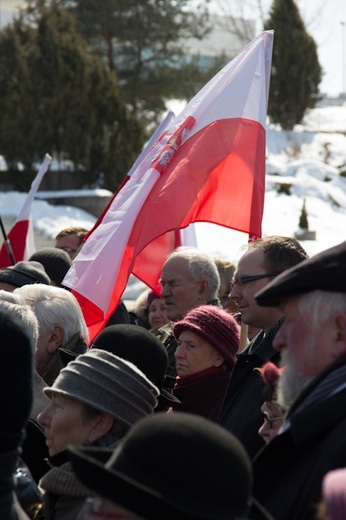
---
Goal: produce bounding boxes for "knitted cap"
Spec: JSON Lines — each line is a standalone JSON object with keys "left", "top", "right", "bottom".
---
{"left": 147, "top": 291, "right": 162, "bottom": 306}
{"left": 0, "top": 260, "right": 50, "bottom": 288}
{"left": 173, "top": 305, "right": 239, "bottom": 368}
{"left": 29, "top": 247, "right": 72, "bottom": 286}
{"left": 44, "top": 349, "right": 159, "bottom": 427}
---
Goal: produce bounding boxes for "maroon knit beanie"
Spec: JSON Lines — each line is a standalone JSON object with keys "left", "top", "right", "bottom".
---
{"left": 147, "top": 291, "right": 162, "bottom": 307}
{"left": 173, "top": 305, "right": 240, "bottom": 368}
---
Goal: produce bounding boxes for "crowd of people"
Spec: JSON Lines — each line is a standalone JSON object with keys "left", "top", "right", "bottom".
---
{"left": 0, "top": 226, "right": 346, "bottom": 520}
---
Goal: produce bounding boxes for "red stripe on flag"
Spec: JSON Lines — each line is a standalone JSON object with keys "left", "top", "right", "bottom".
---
{"left": 0, "top": 220, "right": 29, "bottom": 267}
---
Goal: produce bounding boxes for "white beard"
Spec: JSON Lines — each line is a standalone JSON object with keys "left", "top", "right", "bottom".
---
{"left": 277, "top": 350, "right": 313, "bottom": 411}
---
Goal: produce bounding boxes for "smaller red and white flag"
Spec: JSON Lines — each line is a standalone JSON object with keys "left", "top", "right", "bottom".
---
{"left": 0, "top": 154, "right": 52, "bottom": 267}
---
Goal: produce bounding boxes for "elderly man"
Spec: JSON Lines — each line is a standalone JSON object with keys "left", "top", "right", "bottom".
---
{"left": 250, "top": 240, "right": 346, "bottom": 520}
{"left": 15, "top": 284, "right": 88, "bottom": 385}
{"left": 218, "top": 236, "right": 308, "bottom": 457}
{"left": 156, "top": 246, "right": 220, "bottom": 380}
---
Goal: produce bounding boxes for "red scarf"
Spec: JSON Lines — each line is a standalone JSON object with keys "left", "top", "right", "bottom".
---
{"left": 173, "top": 366, "right": 232, "bottom": 422}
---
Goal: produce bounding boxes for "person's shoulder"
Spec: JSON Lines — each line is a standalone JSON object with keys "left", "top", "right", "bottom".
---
{"left": 155, "top": 322, "right": 174, "bottom": 338}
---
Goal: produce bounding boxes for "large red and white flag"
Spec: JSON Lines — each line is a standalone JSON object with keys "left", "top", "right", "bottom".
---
{"left": 64, "top": 31, "right": 274, "bottom": 341}
{"left": 0, "top": 154, "right": 52, "bottom": 267}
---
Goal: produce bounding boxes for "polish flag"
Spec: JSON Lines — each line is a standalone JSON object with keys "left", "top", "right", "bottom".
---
{"left": 84, "top": 110, "right": 176, "bottom": 239}
{"left": 0, "top": 154, "right": 52, "bottom": 267}
{"left": 64, "top": 31, "right": 274, "bottom": 341}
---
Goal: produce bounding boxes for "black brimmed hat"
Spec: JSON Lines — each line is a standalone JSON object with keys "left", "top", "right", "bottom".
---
{"left": 92, "top": 324, "right": 180, "bottom": 406}
{"left": 255, "top": 241, "right": 346, "bottom": 307}
{"left": 0, "top": 260, "right": 50, "bottom": 287}
{"left": 70, "top": 413, "right": 255, "bottom": 520}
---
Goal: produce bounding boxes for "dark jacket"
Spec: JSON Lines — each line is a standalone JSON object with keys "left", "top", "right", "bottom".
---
{"left": 218, "top": 321, "right": 282, "bottom": 459}
{"left": 0, "top": 450, "right": 30, "bottom": 520}
{"left": 251, "top": 357, "right": 346, "bottom": 520}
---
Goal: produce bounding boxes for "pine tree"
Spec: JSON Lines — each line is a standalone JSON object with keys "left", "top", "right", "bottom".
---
{"left": 27, "top": 0, "right": 222, "bottom": 127}
{"left": 0, "top": 4, "right": 144, "bottom": 190}
{"left": 298, "top": 198, "right": 309, "bottom": 230}
{"left": 264, "top": 0, "right": 322, "bottom": 130}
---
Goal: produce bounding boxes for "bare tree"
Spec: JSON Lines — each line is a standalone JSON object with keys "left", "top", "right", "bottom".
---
{"left": 213, "top": 0, "right": 326, "bottom": 42}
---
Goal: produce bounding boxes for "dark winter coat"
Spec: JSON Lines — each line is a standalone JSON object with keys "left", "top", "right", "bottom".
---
{"left": 218, "top": 321, "right": 282, "bottom": 459}
{"left": 251, "top": 357, "right": 346, "bottom": 520}
{"left": 0, "top": 450, "right": 30, "bottom": 520}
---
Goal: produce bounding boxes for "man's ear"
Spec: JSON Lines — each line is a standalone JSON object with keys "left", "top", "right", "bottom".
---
{"left": 199, "top": 279, "right": 209, "bottom": 299}
{"left": 88, "top": 414, "right": 115, "bottom": 444}
{"left": 332, "top": 314, "right": 346, "bottom": 358}
{"left": 47, "top": 325, "right": 65, "bottom": 354}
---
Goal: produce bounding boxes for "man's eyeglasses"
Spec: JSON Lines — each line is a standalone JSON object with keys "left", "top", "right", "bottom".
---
{"left": 263, "top": 412, "right": 285, "bottom": 429}
{"left": 232, "top": 272, "right": 281, "bottom": 287}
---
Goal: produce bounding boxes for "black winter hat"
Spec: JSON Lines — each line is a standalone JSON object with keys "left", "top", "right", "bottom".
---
{"left": 0, "top": 260, "right": 50, "bottom": 288}
{"left": 0, "top": 307, "right": 34, "bottom": 452}
{"left": 92, "top": 324, "right": 180, "bottom": 406}
{"left": 255, "top": 241, "right": 346, "bottom": 307}
{"left": 29, "top": 247, "right": 72, "bottom": 286}
{"left": 69, "top": 413, "right": 254, "bottom": 520}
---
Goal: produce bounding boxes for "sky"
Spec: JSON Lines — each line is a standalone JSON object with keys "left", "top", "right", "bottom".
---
{"left": 1, "top": 0, "right": 346, "bottom": 96}
{"left": 208, "top": 0, "right": 346, "bottom": 97}
{"left": 0, "top": 99, "right": 345, "bottom": 299}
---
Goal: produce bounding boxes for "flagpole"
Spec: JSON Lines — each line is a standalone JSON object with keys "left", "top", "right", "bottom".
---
{"left": 0, "top": 216, "right": 16, "bottom": 265}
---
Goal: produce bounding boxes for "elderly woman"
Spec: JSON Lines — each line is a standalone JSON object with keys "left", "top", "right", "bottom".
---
{"left": 37, "top": 349, "right": 159, "bottom": 520}
{"left": 172, "top": 305, "right": 240, "bottom": 422}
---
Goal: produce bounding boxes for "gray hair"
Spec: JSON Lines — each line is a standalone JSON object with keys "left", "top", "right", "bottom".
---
{"left": 15, "top": 284, "right": 89, "bottom": 345}
{"left": 0, "top": 289, "right": 24, "bottom": 304}
{"left": 168, "top": 247, "right": 220, "bottom": 300}
{"left": 0, "top": 300, "right": 39, "bottom": 346}
{"left": 297, "top": 290, "right": 346, "bottom": 334}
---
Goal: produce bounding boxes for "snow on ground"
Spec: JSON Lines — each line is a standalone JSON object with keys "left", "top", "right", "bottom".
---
{"left": 0, "top": 100, "right": 346, "bottom": 269}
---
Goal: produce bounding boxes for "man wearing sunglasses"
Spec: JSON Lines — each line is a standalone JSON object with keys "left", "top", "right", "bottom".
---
{"left": 218, "top": 236, "right": 308, "bottom": 458}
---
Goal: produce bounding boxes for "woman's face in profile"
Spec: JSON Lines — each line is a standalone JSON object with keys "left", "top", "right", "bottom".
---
{"left": 38, "top": 394, "right": 96, "bottom": 456}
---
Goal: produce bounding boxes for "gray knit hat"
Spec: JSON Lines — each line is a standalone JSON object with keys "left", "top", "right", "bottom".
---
{"left": 44, "top": 349, "right": 159, "bottom": 427}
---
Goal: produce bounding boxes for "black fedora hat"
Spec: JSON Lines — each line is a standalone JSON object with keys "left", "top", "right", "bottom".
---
{"left": 255, "top": 241, "right": 346, "bottom": 307}
{"left": 92, "top": 324, "right": 180, "bottom": 406}
{"left": 0, "top": 260, "right": 50, "bottom": 287}
{"left": 70, "top": 413, "right": 256, "bottom": 520}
